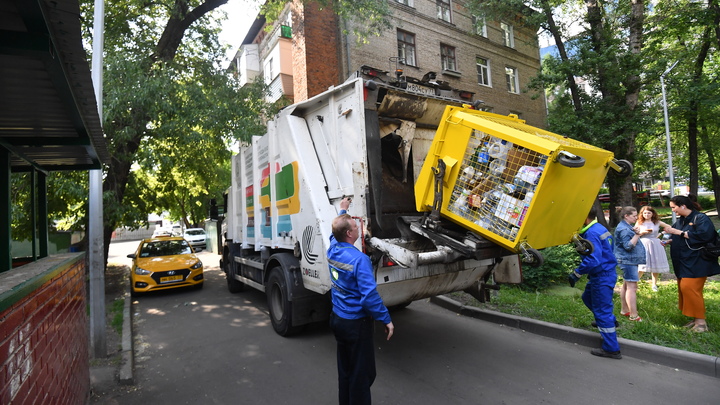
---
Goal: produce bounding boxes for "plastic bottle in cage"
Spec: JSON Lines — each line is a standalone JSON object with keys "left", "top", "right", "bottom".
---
{"left": 474, "top": 142, "right": 491, "bottom": 172}
{"left": 451, "top": 189, "right": 471, "bottom": 217}
{"left": 489, "top": 159, "right": 506, "bottom": 176}
{"left": 488, "top": 138, "right": 512, "bottom": 161}
{"left": 459, "top": 166, "right": 476, "bottom": 188}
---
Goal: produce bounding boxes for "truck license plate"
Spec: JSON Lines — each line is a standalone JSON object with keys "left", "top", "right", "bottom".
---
{"left": 160, "top": 275, "right": 183, "bottom": 283}
{"left": 406, "top": 83, "right": 436, "bottom": 96}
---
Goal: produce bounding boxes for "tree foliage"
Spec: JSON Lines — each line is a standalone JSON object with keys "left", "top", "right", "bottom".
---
{"left": 641, "top": 0, "right": 720, "bottom": 210}
{"left": 469, "top": 0, "right": 720, "bottom": 222}
{"left": 76, "top": 0, "right": 395, "bottom": 264}
{"left": 11, "top": 171, "right": 89, "bottom": 241}
{"left": 76, "top": 0, "right": 278, "bottom": 260}
{"left": 261, "top": 0, "right": 392, "bottom": 41}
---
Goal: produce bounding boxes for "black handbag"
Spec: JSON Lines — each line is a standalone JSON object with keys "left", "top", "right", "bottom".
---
{"left": 700, "top": 232, "right": 720, "bottom": 261}
{"left": 681, "top": 214, "right": 720, "bottom": 262}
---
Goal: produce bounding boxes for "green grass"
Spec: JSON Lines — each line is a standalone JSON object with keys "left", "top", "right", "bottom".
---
{"left": 109, "top": 298, "right": 125, "bottom": 335}
{"left": 451, "top": 276, "right": 720, "bottom": 357}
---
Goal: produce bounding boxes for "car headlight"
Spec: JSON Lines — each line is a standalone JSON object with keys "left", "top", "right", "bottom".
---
{"left": 190, "top": 261, "right": 203, "bottom": 270}
{"left": 135, "top": 267, "right": 152, "bottom": 276}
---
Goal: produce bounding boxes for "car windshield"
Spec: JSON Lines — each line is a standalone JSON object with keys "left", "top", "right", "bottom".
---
{"left": 140, "top": 240, "right": 192, "bottom": 257}
{"left": 186, "top": 230, "right": 205, "bottom": 236}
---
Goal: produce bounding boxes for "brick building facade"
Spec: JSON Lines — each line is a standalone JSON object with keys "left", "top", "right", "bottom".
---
{"left": 233, "top": 0, "right": 546, "bottom": 127}
{"left": 0, "top": 254, "right": 89, "bottom": 404}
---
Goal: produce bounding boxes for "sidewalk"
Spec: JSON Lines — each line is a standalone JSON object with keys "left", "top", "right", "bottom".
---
{"left": 430, "top": 295, "right": 719, "bottom": 378}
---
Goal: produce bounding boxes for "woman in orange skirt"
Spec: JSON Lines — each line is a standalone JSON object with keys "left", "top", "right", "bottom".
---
{"left": 664, "top": 195, "right": 720, "bottom": 332}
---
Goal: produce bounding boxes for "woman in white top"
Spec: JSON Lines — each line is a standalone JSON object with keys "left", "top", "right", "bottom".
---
{"left": 635, "top": 205, "right": 671, "bottom": 291}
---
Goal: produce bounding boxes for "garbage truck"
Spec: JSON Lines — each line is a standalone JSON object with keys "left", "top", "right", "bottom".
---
{"left": 220, "top": 66, "right": 629, "bottom": 336}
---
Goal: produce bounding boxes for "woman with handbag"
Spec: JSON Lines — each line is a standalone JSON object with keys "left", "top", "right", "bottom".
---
{"left": 663, "top": 194, "right": 720, "bottom": 332}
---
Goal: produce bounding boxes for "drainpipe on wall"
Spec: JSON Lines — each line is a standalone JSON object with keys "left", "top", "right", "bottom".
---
{"left": 344, "top": 18, "right": 352, "bottom": 79}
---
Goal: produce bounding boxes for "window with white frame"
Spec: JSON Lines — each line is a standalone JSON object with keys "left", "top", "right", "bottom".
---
{"left": 501, "top": 22, "right": 514, "bottom": 48}
{"left": 395, "top": 0, "right": 413, "bottom": 6}
{"left": 264, "top": 57, "right": 275, "bottom": 84}
{"left": 472, "top": 15, "right": 487, "bottom": 37}
{"left": 476, "top": 57, "right": 491, "bottom": 86}
{"left": 505, "top": 66, "right": 519, "bottom": 93}
{"left": 441, "top": 44, "right": 457, "bottom": 71}
{"left": 397, "top": 30, "right": 417, "bottom": 66}
{"left": 437, "top": 0, "right": 451, "bottom": 22}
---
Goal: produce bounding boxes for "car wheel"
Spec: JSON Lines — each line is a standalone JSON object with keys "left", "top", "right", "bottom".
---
{"left": 267, "top": 267, "right": 303, "bottom": 336}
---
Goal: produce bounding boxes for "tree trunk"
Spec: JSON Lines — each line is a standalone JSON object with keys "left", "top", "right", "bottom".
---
{"left": 686, "top": 29, "right": 712, "bottom": 196}
{"left": 541, "top": 0, "right": 583, "bottom": 112}
{"left": 711, "top": 0, "right": 720, "bottom": 49}
{"left": 699, "top": 124, "right": 720, "bottom": 214}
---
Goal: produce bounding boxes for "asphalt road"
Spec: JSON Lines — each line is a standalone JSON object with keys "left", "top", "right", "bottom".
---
{"left": 100, "top": 241, "right": 720, "bottom": 405}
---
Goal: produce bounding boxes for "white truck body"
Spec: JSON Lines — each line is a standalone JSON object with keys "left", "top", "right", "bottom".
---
{"left": 222, "top": 73, "right": 520, "bottom": 335}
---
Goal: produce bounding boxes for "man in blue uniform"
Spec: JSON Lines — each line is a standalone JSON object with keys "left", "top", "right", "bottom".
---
{"left": 328, "top": 197, "right": 394, "bottom": 405}
{"left": 568, "top": 206, "right": 622, "bottom": 359}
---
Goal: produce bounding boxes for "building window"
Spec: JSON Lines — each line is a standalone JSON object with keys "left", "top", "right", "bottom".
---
{"left": 505, "top": 66, "right": 519, "bottom": 93}
{"left": 501, "top": 22, "right": 514, "bottom": 48}
{"left": 437, "top": 0, "right": 451, "bottom": 22}
{"left": 472, "top": 15, "right": 487, "bottom": 37}
{"left": 397, "top": 30, "right": 417, "bottom": 66}
{"left": 395, "top": 0, "right": 413, "bottom": 5}
{"left": 441, "top": 44, "right": 457, "bottom": 71}
{"left": 264, "top": 57, "right": 275, "bottom": 83}
{"left": 476, "top": 57, "right": 491, "bottom": 86}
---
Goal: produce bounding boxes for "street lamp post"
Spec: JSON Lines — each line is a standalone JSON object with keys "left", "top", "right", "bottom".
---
{"left": 661, "top": 60, "right": 679, "bottom": 223}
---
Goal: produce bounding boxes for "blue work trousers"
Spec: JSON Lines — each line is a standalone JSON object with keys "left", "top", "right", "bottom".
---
{"left": 330, "top": 312, "right": 376, "bottom": 405}
{"left": 581, "top": 271, "right": 620, "bottom": 352}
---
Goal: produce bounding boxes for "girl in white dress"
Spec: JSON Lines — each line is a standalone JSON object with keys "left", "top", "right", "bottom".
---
{"left": 635, "top": 205, "right": 671, "bottom": 291}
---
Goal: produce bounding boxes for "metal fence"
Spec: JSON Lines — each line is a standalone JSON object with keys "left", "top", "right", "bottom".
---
{"left": 111, "top": 227, "right": 154, "bottom": 241}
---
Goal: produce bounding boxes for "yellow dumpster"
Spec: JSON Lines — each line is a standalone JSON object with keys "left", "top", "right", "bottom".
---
{"left": 415, "top": 105, "right": 629, "bottom": 265}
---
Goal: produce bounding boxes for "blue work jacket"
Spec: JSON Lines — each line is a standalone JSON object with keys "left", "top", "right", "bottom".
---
{"left": 327, "top": 217, "right": 391, "bottom": 324}
{"left": 576, "top": 221, "right": 617, "bottom": 277}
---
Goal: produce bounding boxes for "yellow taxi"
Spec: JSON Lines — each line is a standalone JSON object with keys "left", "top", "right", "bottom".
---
{"left": 127, "top": 236, "right": 204, "bottom": 295}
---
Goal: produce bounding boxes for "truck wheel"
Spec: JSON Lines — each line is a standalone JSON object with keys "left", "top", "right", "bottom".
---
{"left": 267, "top": 267, "right": 302, "bottom": 336}
{"left": 227, "top": 264, "right": 245, "bottom": 293}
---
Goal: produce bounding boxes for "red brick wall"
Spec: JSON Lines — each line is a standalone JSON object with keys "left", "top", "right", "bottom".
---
{"left": 292, "top": 1, "right": 341, "bottom": 101}
{"left": 0, "top": 256, "right": 89, "bottom": 405}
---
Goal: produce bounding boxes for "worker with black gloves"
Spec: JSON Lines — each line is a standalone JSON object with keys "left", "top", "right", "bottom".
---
{"left": 568, "top": 206, "right": 622, "bottom": 359}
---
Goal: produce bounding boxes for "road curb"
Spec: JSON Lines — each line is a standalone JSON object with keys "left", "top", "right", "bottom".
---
{"left": 430, "top": 295, "right": 719, "bottom": 378}
{"left": 118, "top": 280, "right": 134, "bottom": 385}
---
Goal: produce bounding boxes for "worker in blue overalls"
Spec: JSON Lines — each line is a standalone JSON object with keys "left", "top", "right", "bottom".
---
{"left": 568, "top": 206, "right": 622, "bottom": 359}
{"left": 328, "top": 197, "right": 395, "bottom": 405}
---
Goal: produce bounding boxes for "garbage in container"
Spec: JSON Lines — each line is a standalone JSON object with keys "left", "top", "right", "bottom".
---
{"left": 415, "top": 105, "right": 630, "bottom": 265}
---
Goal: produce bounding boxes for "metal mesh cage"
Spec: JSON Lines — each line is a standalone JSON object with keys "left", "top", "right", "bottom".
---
{"left": 447, "top": 129, "right": 548, "bottom": 243}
